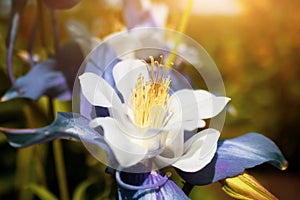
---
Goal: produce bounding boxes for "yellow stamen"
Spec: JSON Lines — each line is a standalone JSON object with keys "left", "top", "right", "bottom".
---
{"left": 131, "top": 56, "right": 172, "bottom": 128}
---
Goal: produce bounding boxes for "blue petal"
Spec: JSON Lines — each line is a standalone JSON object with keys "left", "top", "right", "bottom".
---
{"left": 176, "top": 133, "right": 288, "bottom": 185}
{"left": 83, "top": 42, "right": 120, "bottom": 87}
{"left": 2, "top": 59, "right": 71, "bottom": 101}
{"left": 117, "top": 171, "right": 190, "bottom": 200}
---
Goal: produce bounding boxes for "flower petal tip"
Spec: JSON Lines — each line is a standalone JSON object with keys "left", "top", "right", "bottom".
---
{"left": 281, "top": 161, "right": 288, "bottom": 171}
{"left": 0, "top": 96, "right": 6, "bottom": 102}
{"left": 78, "top": 72, "right": 91, "bottom": 80}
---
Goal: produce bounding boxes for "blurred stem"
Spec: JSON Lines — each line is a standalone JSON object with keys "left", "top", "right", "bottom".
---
{"left": 6, "top": 13, "right": 19, "bottom": 89}
{"left": 53, "top": 140, "right": 69, "bottom": 200}
{"left": 16, "top": 147, "right": 34, "bottom": 200}
{"left": 48, "top": 98, "right": 55, "bottom": 121}
{"left": 28, "top": 7, "right": 39, "bottom": 67}
{"left": 50, "top": 9, "right": 59, "bottom": 53}
{"left": 6, "top": 0, "right": 27, "bottom": 93}
{"left": 37, "top": 0, "right": 47, "bottom": 54}
{"left": 34, "top": 145, "right": 47, "bottom": 187}
{"left": 16, "top": 96, "right": 44, "bottom": 200}
{"left": 182, "top": 181, "right": 194, "bottom": 196}
{"left": 166, "top": 0, "right": 193, "bottom": 67}
{"left": 38, "top": 2, "right": 68, "bottom": 200}
{"left": 48, "top": 98, "right": 70, "bottom": 200}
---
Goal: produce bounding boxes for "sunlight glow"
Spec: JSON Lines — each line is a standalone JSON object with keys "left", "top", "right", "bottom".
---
{"left": 192, "top": 0, "right": 242, "bottom": 15}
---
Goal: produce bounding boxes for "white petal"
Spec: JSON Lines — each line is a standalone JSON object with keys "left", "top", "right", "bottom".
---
{"left": 164, "top": 129, "right": 184, "bottom": 157}
{"left": 90, "top": 117, "right": 147, "bottom": 167}
{"left": 164, "top": 110, "right": 206, "bottom": 132}
{"left": 194, "top": 90, "right": 231, "bottom": 119}
{"left": 123, "top": 104, "right": 135, "bottom": 123}
{"left": 79, "top": 73, "right": 121, "bottom": 107}
{"left": 112, "top": 59, "right": 149, "bottom": 104}
{"left": 181, "top": 119, "right": 206, "bottom": 131}
{"left": 107, "top": 105, "right": 138, "bottom": 137}
{"left": 170, "top": 89, "right": 230, "bottom": 124}
{"left": 154, "top": 129, "right": 185, "bottom": 168}
{"left": 172, "top": 128, "right": 220, "bottom": 172}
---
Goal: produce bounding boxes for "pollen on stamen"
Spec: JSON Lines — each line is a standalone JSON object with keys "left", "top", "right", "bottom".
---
{"left": 131, "top": 56, "right": 173, "bottom": 128}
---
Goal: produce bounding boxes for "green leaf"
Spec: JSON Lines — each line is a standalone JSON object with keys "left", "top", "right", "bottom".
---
{"left": 73, "top": 180, "right": 94, "bottom": 200}
{"left": 28, "top": 183, "right": 58, "bottom": 200}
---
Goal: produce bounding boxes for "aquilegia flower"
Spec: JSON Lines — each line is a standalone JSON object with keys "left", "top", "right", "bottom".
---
{"left": 79, "top": 56, "right": 230, "bottom": 172}
{"left": 0, "top": 28, "right": 288, "bottom": 199}
{"left": 0, "top": 44, "right": 288, "bottom": 199}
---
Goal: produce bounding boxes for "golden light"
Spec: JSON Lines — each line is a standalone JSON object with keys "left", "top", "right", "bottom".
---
{"left": 192, "top": 0, "right": 243, "bottom": 15}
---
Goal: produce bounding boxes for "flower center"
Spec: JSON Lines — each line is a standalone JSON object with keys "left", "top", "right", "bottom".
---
{"left": 130, "top": 56, "right": 172, "bottom": 128}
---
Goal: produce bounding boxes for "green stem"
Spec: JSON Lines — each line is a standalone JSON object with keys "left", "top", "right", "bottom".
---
{"left": 37, "top": 0, "right": 47, "bottom": 53}
{"left": 47, "top": 98, "right": 69, "bottom": 200}
{"left": 16, "top": 147, "right": 34, "bottom": 200}
{"left": 28, "top": 5, "right": 38, "bottom": 67}
{"left": 41, "top": 2, "right": 69, "bottom": 198}
{"left": 50, "top": 9, "right": 59, "bottom": 53}
{"left": 53, "top": 139, "right": 69, "bottom": 200}
{"left": 34, "top": 145, "right": 47, "bottom": 187}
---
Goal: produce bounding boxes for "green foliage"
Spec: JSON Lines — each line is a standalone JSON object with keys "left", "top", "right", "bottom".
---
{"left": 72, "top": 180, "right": 94, "bottom": 200}
{"left": 28, "top": 183, "right": 58, "bottom": 200}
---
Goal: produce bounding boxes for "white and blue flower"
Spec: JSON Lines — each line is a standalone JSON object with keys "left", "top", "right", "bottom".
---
{"left": 79, "top": 56, "right": 230, "bottom": 172}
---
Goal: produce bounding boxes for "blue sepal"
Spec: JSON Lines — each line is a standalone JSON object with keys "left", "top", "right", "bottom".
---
{"left": 117, "top": 171, "right": 190, "bottom": 200}
{"left": 176, "top": 133, "right": 288, "bottom": 185}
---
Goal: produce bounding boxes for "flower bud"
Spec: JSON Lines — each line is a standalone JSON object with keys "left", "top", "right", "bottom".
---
{"left": 221, "top": 172, "right": 278, "bottom": 200}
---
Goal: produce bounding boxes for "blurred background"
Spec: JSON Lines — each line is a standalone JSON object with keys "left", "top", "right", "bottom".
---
{"left": 0, "top": 0, "right": 299, "bottom": 199}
